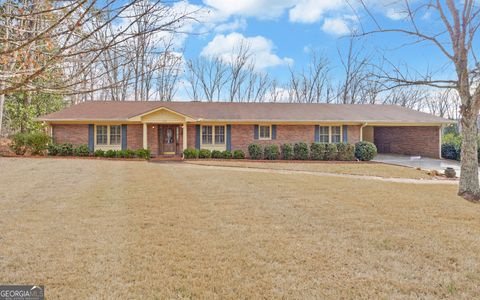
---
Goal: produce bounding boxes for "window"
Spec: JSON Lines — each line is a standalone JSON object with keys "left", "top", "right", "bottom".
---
{"left": 110, "top": 125, "right": 121, "bottom": 145}
{"left": 202, "top": 125, "right": 213, "bottom": 144}
{"left": 96, "top": 125, "right": 107, "bottom": 145}
{"left": 259, "top": 125, "right": 271, "bottom": 140}
{"left": 319, "top": 126, "right": 329, "bottom": 143}
{"left": 331, "top": 126, "right": 341, "bottom": 143}
{"left": 215, "top": 126, "right": 225, "bottom": 144}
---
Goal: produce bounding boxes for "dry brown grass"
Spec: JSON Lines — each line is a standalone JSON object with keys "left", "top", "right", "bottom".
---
{"left": 0, "top": 157, "right": 479, "bottom": 299}
{"left": 187, "top": 159, "right": 434, "bottom": 179}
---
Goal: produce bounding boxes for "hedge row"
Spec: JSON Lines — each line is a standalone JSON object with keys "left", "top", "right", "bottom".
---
{"left": 46, "top": 143, "right": 151, "bottom": 159}
{"left": 183, "top": 141, "right": 377, "bottom": 161}
{"left": 183, "top": 148, "right": 245, "bottom": 159}
{"left": 247, "top": 141, "right": 376, "bottom": 161}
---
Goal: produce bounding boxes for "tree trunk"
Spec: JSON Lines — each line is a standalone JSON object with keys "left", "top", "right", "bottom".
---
{"left": 0, "top": 92, "right": 4, "bottom": 137}
{"left": 458, "top": 108, "right": 480, "bottom": 201}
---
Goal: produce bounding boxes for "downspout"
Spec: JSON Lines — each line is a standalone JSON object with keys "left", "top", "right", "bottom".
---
{"left": 360, "top": 122, "right": 368, "bottom": 141}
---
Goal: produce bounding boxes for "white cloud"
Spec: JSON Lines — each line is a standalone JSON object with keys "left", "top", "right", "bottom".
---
{"left": 289, "top": 0, "right": 345, "bottom": 23}
{"left": 203, "top": 0, "right": 294, "bottom": 20}
{"left": 322, "top": 17, "right": 350, "bottom": 36}
{"left": 200, "top": 32, "right": 292, "bottom": 70}
{"left": 386, "top": 8, "right": 406, "bottom": 20}
{"left": 214, "top": 18, "right": 247, "bottom": 33}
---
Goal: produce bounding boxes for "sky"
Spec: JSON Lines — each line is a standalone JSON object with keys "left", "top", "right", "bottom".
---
{"left": 174, "top": 0, "right": 451, "bottom": 85}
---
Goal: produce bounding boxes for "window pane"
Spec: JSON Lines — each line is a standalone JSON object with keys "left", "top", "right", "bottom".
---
{"left": 96, "top": 126, "right": 107, "bottom": 145}
{"left": 331, "top": 126, "right": 341, "bottom": 143}
{"left": 215, "top": 126, "right": 225, "bottom": 144}
{"left": 202, "top": 126, "right": 212, "bottom": 144}
{"left": 110, "top": 125, "right": 121, "bottom": 145}
{"left": 319, "top": 126, "right": 329, "bottom": 143}
{"left": 259, "top": 125, "right": 270, "bottom": 139}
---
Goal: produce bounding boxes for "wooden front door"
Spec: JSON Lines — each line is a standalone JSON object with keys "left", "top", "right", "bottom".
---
{"left": 159, "top": 125, "right": 178, "bottom": 155}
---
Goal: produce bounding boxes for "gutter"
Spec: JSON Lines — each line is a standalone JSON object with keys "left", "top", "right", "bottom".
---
{"left": 360, "top": 122, "right": 368, "bottom": 141}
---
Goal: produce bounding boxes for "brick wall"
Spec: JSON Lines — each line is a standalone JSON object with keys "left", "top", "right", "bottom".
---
{"left": 127, "top": 124, "right": 143, "bottom": 150}
{"left": 347, "top": 125, "right": 361, "bottom": 144}
{"left": 52, "top": 124, "right": 88, "bottom": 145}
{"left": 374, "top": 126, "right": 440, "bottom": 158}
{"left": 187, "top": 125, "right": 196, "bottom": 149}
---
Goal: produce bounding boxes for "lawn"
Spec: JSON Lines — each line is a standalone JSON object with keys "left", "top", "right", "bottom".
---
{"left": 186, "top": 159, "right": 435, "bottom": 179}
{"left": 0, "top": 158, "right": 479, "bottom": 299}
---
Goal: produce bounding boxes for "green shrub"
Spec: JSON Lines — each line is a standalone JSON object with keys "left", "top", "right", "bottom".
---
{"left": 443, "top": 133, "right": 462, "bottom": 146}
{"left": 294, "top": 142, "right": 309, "bottom": 160}
{"left": 58, "top": 143, "right": 74, "bottom": 156}
{"left": 183, "top": 148, "right": 198, "bottom": 159}
{"left": 47, "top": 144, "right": 60, "bottom": 156}
{"left": 336, "top": 142, "right": 355, "bottom": 161}
{"left": 125, "top": 149, "right": 136, "bottom": 158}
{"left": 94, "top": 149, "right": 105, "bottom": 157}
{"left": 135, "top": 149, "right": 151, "bottom": 160}
{"left": 26, "top": 132, "right": 51, "bottom": 155}
{"left": 233, "top": 149, "right": 245, "bottom": 159}
{"left": 116, "top": 150, "right": 127, "bottom": 158}
{"left": 105, "top": 149, "right": 117, "bottom": 158}
{"left": 263, "top": 144, "right": 280, "bottom": 160}
{"left": 73, "top": 145, "right": 90, "bottom": 157}
{"left": 281, "top": 143, "right": 294, "bottom": 160}
{"left": 198, "top": 149, "right": 211, "bottom": 159}
{"left": 248, "top": 143, "right": 263, "bottom": 159}
{"left": 222, "top": 150, "right": 233, "bottom": 159}
{"left": 9, "top": 133, "right": 29, "bottom": 155}
{"left": 324, "top": 143, "right": 338, "bottom": 161}
{"left": 310, "top": 143, "right": 326, "bottom": 160}
{"left": 441, "top": 142, "right": 460, "bottom": 160}
{"left": 211, "top": 150, "right": 224, "bottom": 159}
{"left": 355, "top": 141, "right": 377, "bottom": 161}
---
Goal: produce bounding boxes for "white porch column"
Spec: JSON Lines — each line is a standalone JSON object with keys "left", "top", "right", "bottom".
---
{"left": 182, "top": 123, "right": 187, "bottom": 152}
{"left": 143, "top": 123, "right": 148, "bottom": 149}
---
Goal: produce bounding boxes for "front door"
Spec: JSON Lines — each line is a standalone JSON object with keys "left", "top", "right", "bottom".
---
{"left": 159, "top": 125, "right": 177, "bottom": 155}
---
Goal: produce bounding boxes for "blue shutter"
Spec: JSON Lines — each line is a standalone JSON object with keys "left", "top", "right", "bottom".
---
{"left": 195, "top": 125, "right": 201, "bottom": 149}
{"left": 88, "top": 124, "right": 94, "bottom": 153}
{"left": 121, "top": 125, "right": 127, "bottom": 150}
{"left": 343, "top": 125, "right": 348, "bottom": 142}
{"left": 254, "top": 125, "right": 259, "bottom": 139}
{"left": 314, "top": 125, "right": 319, "bottom": 142}
{"left": 226, "top": 125, "right": 232, "bottom": 151}
{"left": 271, "top": 125, "right": 277, "bottom": 140}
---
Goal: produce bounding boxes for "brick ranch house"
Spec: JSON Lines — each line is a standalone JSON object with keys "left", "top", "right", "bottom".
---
{"left": 38, "top": 101, "right": 451, "bottom": 158}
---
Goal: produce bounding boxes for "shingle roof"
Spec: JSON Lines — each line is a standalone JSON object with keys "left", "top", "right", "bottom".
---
{"left": 38, "top": 101, "right": 451, "bottom": 124}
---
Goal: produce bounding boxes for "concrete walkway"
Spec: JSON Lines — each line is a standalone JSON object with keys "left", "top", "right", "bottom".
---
{"left": 180, "top": 162, "right": 457, "bottom": 185}
{"left": 373, "top": 154, "right": 462, "bottom": 175}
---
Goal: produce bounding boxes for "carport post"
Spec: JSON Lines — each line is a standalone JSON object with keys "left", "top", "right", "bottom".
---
{"left": 143, "top": 123, "right": 148, "bottom": 149}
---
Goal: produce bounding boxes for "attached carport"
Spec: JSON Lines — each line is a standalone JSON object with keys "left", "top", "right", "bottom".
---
{"left": 361, "top": 125, "right": 442, "bottom": 158}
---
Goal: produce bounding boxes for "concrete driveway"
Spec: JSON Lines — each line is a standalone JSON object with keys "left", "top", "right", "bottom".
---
{"left": 373, "top": 154, "right": 462, "bottom": 176}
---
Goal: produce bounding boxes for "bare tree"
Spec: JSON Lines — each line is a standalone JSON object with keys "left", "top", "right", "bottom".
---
{"left": 288, "top": 52, "right": 332, "bottom": 103}
{"left": 0, "top": 0, "right": 199, "bottom": 131}
{"left": 185, "top": 57, "right": 228, "bottom": 102}
{"left": 358, "top": 0, "right": 480, "bottom": 201}
{"left": 337, "top": 36, "right": 371, "bottom": 104}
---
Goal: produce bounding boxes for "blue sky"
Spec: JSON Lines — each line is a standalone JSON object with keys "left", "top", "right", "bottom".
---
{"left": 176, "top": 0, "right": 453, "bottom": 85}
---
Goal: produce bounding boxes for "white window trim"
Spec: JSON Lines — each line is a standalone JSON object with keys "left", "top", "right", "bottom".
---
{"left": 201, "top": 125, "right": 226, "bottom": 146}
{"left": 95, "top": 124, "right": 122, "bottom": 146}
{"left": 258, "top": 125, "right": 272, "bottom": 140}
{"left": 318, "top": 125, "right": 343, "bottom": 143}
